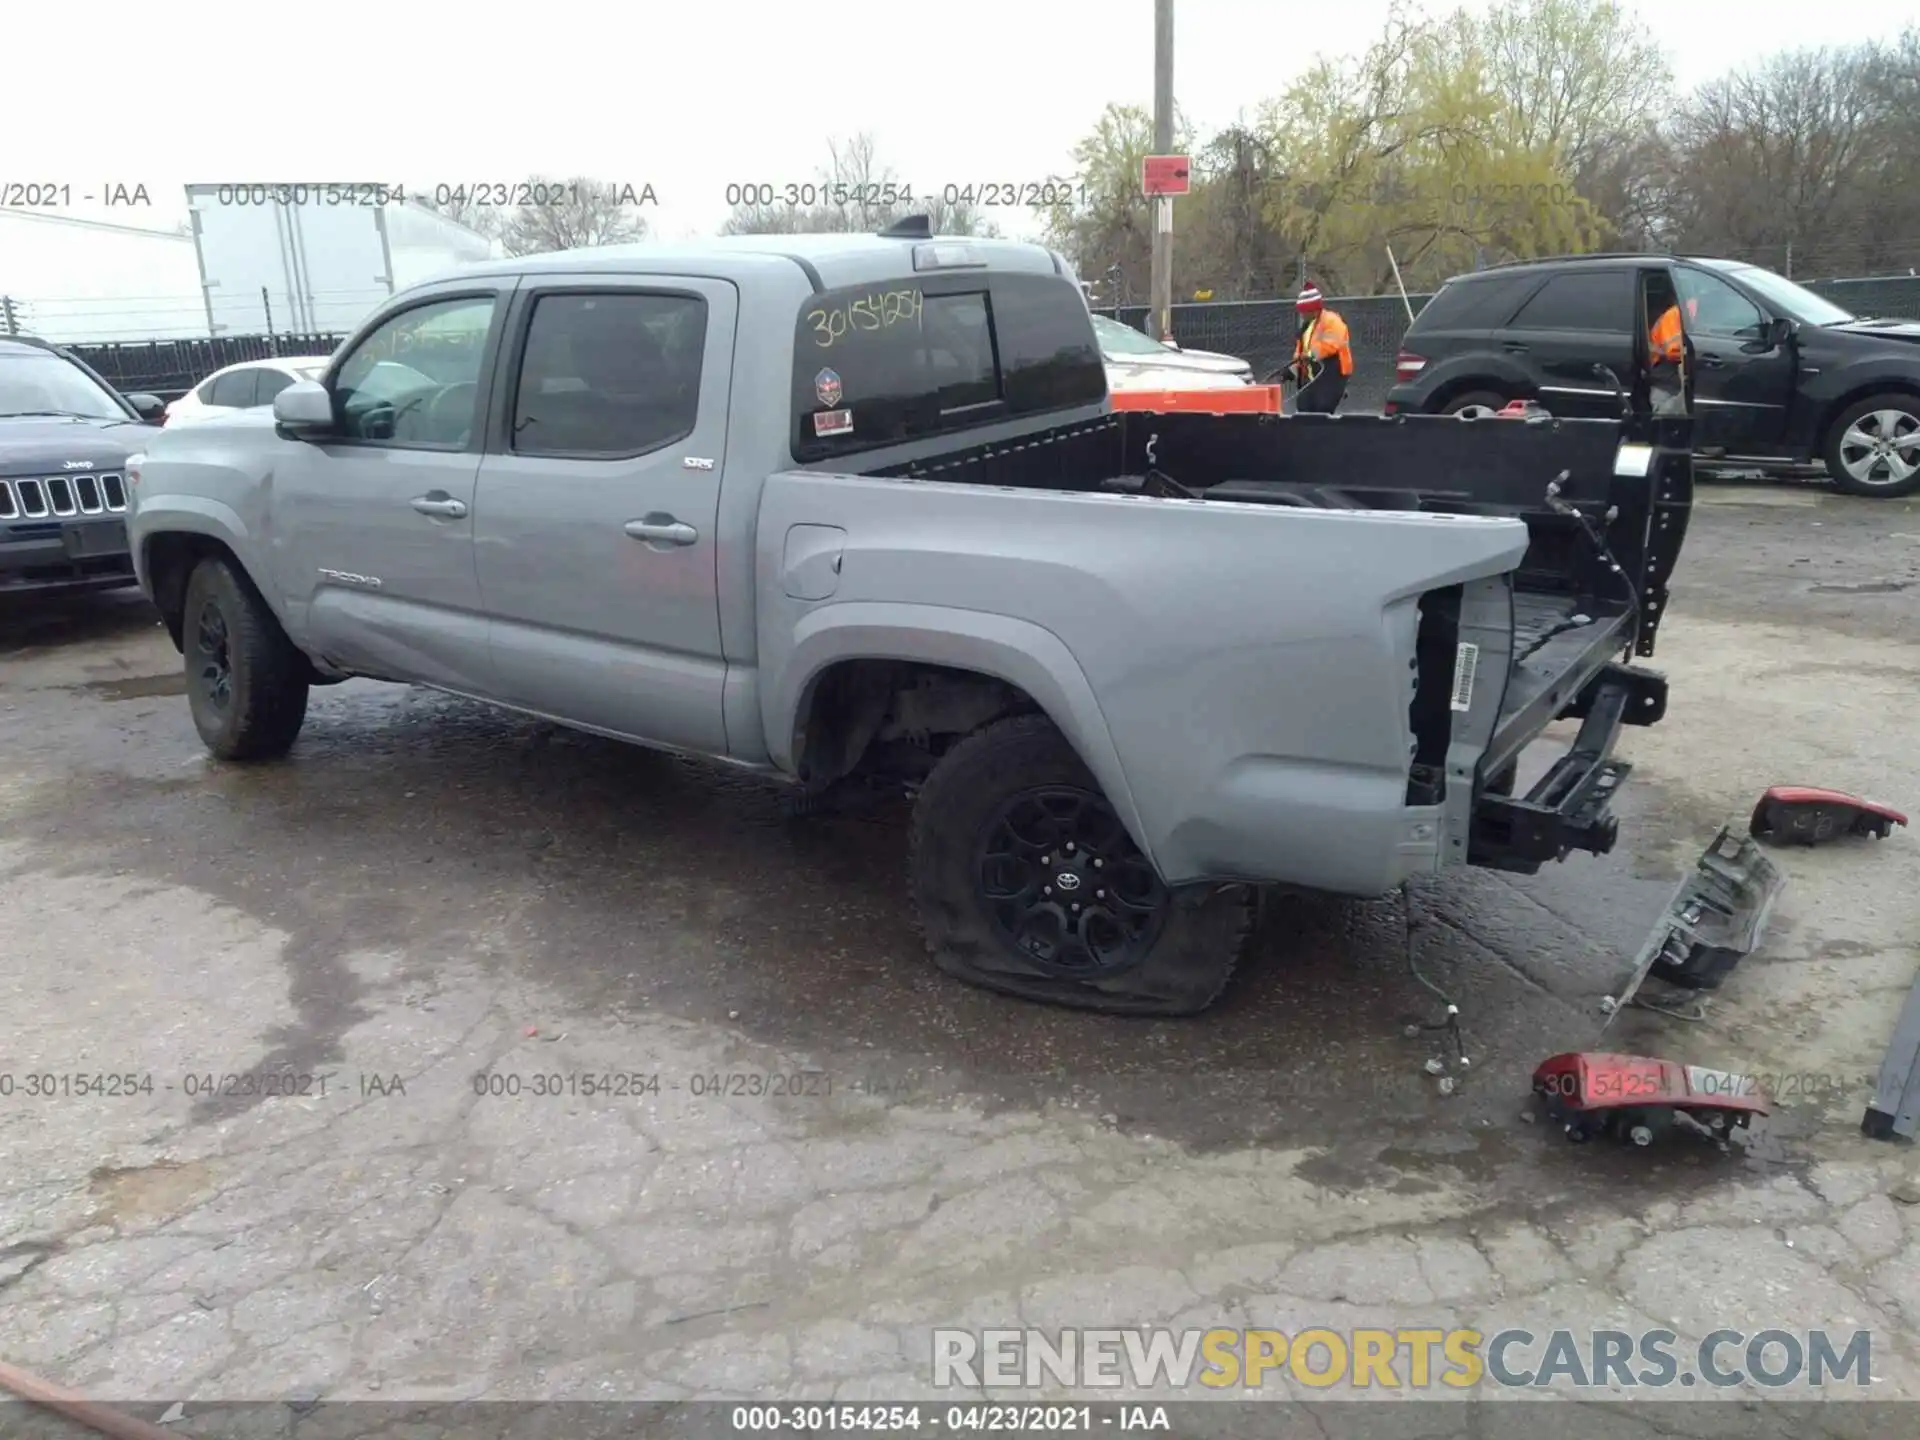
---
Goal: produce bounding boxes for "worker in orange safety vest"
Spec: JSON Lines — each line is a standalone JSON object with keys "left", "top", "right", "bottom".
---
{"left": 1649, "top": 297, "right": 1698, "bottom": 367}
{"left": 1290, "top": 283, "right": 1353, "bottom": 414}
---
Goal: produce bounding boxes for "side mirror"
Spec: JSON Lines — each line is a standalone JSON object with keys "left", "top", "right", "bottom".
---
{"left": 1766, "top": 316, "right": 1795, "bottom": 348}
{"left": 273, "top": 379, "right": 335, "bottom": 432}
{"left": 124, "top": 392, "right": 166, "bottom": 423}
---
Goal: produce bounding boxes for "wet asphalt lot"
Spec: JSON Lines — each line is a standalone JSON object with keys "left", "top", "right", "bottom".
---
{"left": 2, "top": 480, "right": 1920, "bottom": 1426}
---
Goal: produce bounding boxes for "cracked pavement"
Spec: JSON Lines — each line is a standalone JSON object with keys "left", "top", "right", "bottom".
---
{"left": 2, "top": 482, "right": 1919, "bottom": 1433}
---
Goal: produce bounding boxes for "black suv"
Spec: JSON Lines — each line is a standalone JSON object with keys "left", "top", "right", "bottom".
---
{"left": 1385, "top": 254, "right": 1920, "bottom": 498}
{"left": 0, "top": 336, "right": 166, "bottom": 596}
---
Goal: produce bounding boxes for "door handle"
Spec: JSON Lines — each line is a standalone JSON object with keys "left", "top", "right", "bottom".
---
{"left": 624, "top": 517, "right": 699, "bottom": 546}
{"left": 1502, "top": 342, "right": 1529, "bottom": 353}
{"left": 1698, "top": 355, "right": 1725, "bottom": 369}
{"left": 410, "top": 494, "right": 468, "bottom": 518}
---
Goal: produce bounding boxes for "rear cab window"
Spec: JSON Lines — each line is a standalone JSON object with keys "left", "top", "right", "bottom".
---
{"left": 790, "top": 270, "right": 1105, "bottom": 463}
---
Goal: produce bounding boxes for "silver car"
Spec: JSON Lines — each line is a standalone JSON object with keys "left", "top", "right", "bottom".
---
{"left": 1091, "top": 314, "right": 1252, "bottom": 390}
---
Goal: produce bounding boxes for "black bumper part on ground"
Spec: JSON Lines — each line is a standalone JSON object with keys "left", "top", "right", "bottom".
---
{"left": 1468, "top": 661, "right": 1667, "bottom": 874}
{"left": 1602, "top": 827, "right": 1785, "bottom": 1025}
{"left": 0, "top": 518, "right": 135, "bottom": 595}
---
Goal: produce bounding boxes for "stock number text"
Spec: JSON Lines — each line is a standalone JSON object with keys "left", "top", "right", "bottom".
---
{"left": 726, "top": 182, "right": 915, "bottom": 208}
{"left": 803, "top": 289, "right": 924, "bottom": 349}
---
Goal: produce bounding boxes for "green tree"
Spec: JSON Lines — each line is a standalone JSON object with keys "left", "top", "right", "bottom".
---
{"left": 1040, "top": 103, "right": 1197, "bottom": 304}
{"left": 1256, "top": 8, "right": 1606, "bottom": 295}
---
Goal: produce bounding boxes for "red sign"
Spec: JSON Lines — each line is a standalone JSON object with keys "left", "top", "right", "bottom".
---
{"left": 1142, "top": 155, "right": 1192, "bottom": 197}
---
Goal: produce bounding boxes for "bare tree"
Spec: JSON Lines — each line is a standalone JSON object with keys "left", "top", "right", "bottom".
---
{"left": 1662, "top": 44, "right": 1894, "bottom": 275}
{"left": 723, "top": 133, "right": 998, "bottom": 237}
{"left": 410, "top": 185, "right": 505, "bottom": 241}
{"left": 496, "top": 177, "right": 654, "bottom": 257}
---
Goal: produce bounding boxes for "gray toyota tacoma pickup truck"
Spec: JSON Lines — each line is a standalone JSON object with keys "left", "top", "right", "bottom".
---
{"left": 125, "top": 220, "right": 1697, "bottom": 1015}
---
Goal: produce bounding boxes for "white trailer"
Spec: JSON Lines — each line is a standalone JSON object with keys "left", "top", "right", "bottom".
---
{"left": 0, "top": 210, "right": 207, "bottom": 343}
{"left": 185, "top": 184, "right": 496, "bottom": 337}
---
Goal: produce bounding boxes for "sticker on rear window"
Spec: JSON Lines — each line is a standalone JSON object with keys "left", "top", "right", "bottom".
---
{"left": 1450, "top": 642, "right": 1479, "bottom": 712}
{"left": 812, "top": 408, "right": 853, "bottom": 437}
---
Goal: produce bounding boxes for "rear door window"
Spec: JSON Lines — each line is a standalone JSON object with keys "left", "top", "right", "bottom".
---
{"left": 510, "top": 291, "right": 707, "bottom": 457}
{"left": 1506, "top": 271, "right": 1633, "bottom": 332}
{"left": 791, "top": 271, "right": 1104, "bottom": 462}
{"left": 207, "top": 369, "right": 258, "bottom": 406}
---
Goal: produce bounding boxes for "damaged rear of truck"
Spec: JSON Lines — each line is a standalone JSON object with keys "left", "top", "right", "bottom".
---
{"left": 760, "top": 251, "right": 1697, "bottom": 1014}
{"left": 128, "top": 232, "right": 1702, "bottom": 1018}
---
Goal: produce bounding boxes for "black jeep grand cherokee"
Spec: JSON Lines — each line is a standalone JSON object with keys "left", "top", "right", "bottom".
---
{"left": 0, "top": 336, "right": 166, "bottom": 596}
{"left": 1386, "top": 254, "right": 1920, "bottom": 498}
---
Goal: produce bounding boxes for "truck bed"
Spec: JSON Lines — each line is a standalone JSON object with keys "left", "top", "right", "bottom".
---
{"left": 864, "top": 405, "right": 1694, "bottom": 877}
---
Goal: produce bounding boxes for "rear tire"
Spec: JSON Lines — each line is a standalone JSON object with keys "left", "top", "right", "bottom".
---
{"left": 909, "top": 713, "right": 1254, "bottom": 1015}
{"left": 1822, "top": 394, "right": 1920, "bottom": 497}
{"left": 183, "top": 557, "right": 310, "bottom": 761}
{"left": 1440, "top": 389, "right": 1509, "bottom": 419}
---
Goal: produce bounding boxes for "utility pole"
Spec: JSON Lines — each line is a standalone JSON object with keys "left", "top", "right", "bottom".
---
{"left": 1150, "top": 0, "right": 1174, "bottom": 342}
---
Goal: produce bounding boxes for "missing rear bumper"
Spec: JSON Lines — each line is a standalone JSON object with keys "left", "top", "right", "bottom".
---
{"left": 1468, "top": 663, "right": 1665, "bottom": 874}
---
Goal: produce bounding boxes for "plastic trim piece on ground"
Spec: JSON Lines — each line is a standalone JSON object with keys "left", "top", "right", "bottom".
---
{"left": 1602, "top": 825, "right": 1785, "bottom": 1022}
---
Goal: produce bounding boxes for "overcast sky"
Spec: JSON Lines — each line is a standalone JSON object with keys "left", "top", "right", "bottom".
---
{"left": 13, "top": 0, "right": 1915, "bottom": 243}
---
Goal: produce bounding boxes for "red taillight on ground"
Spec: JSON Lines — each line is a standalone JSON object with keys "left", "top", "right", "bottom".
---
{"left": 1394, "top": 351, "right": 1426, "bottom": 382}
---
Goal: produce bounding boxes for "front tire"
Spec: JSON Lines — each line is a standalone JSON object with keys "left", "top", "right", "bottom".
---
{"left": 1822, "top": 394, "right": 1920, "bottom": 497}
{"left": 909, "top": 714, "right": 1254, "bottom": 1015}
{"left": 183, "top": 557, "right": 310, "bottom": 761}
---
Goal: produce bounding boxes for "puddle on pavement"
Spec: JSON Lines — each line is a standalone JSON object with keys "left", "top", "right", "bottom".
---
{"left": 81, "top": 672, "right": 187, "bottom": 700}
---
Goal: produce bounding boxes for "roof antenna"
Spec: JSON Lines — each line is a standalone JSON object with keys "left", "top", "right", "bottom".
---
{"left": 879, "top": 214, "right": 933, "bottom": 239}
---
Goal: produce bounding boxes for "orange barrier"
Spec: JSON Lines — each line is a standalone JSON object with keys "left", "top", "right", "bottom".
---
{"left": 1107, "top": 385, "right": 1284, "bottom": 415}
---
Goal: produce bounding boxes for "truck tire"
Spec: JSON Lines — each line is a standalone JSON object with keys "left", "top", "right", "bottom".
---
{"left": 910, "top": 713, "right": 1254, "bottom": 1015}
{"left": 182, "top": 557, "right": 310, "bottom": 761}
{"left": 1440, "top": 389, "right": 1508, "bottom": 419}
{"left": 1822, "top": 394, "right": 1920, "bottom": 498}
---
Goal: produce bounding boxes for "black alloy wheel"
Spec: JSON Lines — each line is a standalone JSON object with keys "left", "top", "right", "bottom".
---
{"left": 975, "top": 784, "right": 1171, "bottom": 979}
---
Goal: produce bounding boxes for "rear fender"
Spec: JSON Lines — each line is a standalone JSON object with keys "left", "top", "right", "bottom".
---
{"left": 764, "top": 603, "right": 1153, "bottom": 868}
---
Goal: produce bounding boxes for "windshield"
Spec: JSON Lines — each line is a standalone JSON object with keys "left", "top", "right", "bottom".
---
{"left": 1720, "top": 265, "right": 1856, "bottom": 326}
{"left": 0, "top": 351, "right": 129, "bottom": 420}
{"left": 1090, "top": 313, "right": 1175, "bottom": 358}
